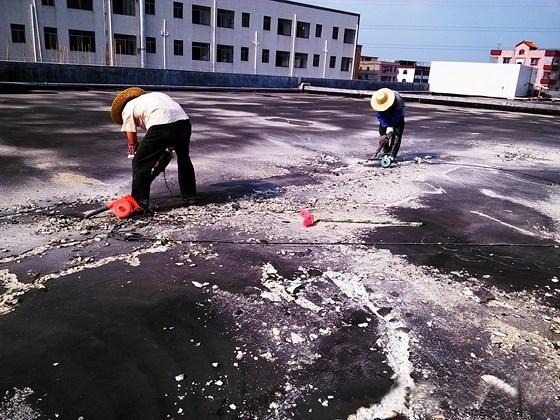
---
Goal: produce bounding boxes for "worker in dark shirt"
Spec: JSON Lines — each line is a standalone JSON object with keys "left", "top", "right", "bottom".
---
{"left": 370, "top": 88, "right": 405, "bottom": 164}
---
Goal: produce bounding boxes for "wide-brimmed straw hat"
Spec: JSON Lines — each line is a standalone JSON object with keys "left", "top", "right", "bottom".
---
{"left": 370, "top": 88, "right": 395, "bottom": 112}
{"left": 110, "top": 87, "right": 146, "bottom": 124}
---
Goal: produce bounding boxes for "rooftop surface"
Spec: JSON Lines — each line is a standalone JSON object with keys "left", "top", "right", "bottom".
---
{"left": 0, "top": 89, "right": 559, "bottom": 419}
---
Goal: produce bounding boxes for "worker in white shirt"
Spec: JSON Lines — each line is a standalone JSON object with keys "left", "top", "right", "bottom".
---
{"left": 110, "top": 87, "right": 197, "bottom": 212}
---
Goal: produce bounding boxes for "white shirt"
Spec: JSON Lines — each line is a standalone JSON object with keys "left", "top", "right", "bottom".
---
{"left": 121, "top": 92, "right": 189, "bottom": 132}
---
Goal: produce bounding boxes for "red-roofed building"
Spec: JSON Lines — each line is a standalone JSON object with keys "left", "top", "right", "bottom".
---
{"left": 490, "top": 41, "right": 560, "bottom": 92}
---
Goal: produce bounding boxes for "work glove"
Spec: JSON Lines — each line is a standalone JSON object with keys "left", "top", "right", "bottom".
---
{"left": 128, "top": 143, "right": 138, "bottom": 159}
{"left": 386, "top": 127, "right": 394, "bottom": 135}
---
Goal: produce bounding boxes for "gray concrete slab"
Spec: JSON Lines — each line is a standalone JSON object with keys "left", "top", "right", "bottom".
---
{"left": 1, "top": 90, "right": 559, "bottom": 419}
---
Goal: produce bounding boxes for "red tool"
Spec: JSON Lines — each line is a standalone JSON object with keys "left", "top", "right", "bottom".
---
{"left": 83, "top": 149, "right": 173, "bottom": 219}
{"left": 84, "top": 195, "right": 140, "bottom": 219}
{"left": 300, "top": 208, "right": 423, "bottom": 228}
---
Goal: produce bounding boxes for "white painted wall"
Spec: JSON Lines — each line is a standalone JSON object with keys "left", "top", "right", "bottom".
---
{"left": 429, "top": 61, "right": 535, "bottom": 98}
{"left": 1, "top": 0, "right": 359, "bottom": 79}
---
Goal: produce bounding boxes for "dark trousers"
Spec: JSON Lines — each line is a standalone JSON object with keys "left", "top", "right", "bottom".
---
{"left": 379, "top": 118, "right": 405, "bottom": 158}
{"left": 131, "top": 119, "right": 196, "bottom": 203}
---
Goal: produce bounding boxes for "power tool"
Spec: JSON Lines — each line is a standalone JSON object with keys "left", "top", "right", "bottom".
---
{"left": 83, "top": 148, "right": 173, "bottom": 219}
{"left": 374, "top": 132, "right": 394, "bottom": 168}
{"left": 151, "top": 148, "right": 172, "bottom": 178}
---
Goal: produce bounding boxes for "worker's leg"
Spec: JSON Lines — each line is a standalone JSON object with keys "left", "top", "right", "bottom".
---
{"left": 131, "top": 126, "right": 168, "bottom": 208}
{"left": 378, "top": 125, "right": 390, "bottom": 154}
{"left": 389, "top": 120, "right": 405, "bottom": 159}
{"left": 169, "top": 120, "right": 197, "bottom": 201}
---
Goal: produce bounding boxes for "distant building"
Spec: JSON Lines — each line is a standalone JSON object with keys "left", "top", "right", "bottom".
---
{"left": 397, "top": 61, "right": 415, "bottom": 83}
{"left": 395, "top": 60, "right": 430, "bottom": 84}
{"left": 413, "top": 63, "right": 430, "bottom": 83}
{"left": 379, "top": 60, "right": 398, "bottom": 82}
{"left": 358, "top": 55, "right": 380, "bottom": 80}
{"left": 2, "top": 0, "right": 360, "bottom": 80}
{"left": 490, "top": 40, "right": 560, "bottom": 91}
{"left": 358, "top": 56, "right": 401, "bottom": 82}
{"left": 359, "top": 56, "right": 431, "bottom": 84}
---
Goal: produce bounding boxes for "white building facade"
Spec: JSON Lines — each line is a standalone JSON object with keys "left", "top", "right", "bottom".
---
{"left": 2, "top": 0, "right": 360, "bottom": 80}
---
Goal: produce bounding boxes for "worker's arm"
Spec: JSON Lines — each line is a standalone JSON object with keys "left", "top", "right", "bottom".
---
{"left": 126, "top": 131, "right": 138, "bottom": 158}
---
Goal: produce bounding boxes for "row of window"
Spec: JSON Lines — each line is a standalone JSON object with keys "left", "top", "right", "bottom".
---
{"left": 11, "top": 24, "right": 96, "bottom": 52}
{"left": 39, "top": 0, "right": 356, "bottom": 43}
{"left": 10, "top": 24, "right": 352, "bottom": 71}
{"left": 180, "top": 43, "right": 354, "bottom": 71}
{"left": 502, "top": 57, "right": 540, "bottom": 65}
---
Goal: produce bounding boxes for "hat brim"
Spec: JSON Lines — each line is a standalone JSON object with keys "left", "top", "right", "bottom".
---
{"left": 110, "top": 87, "right": 146, "bottom": 124}
{"left": 370, "top": 88, "right": 395, "bottom": 112}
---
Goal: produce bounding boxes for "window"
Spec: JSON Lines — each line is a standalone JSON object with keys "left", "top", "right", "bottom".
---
{"left": 44, "top": 27, "right": 58, "bottom": 50}
{"left": 276, "top": 51, "right": 290, "bottom": 67}
{"left": 341, "top": 57, "right": 352, "bottom": 71}
{"left": 11, "top": 24, "right": 26, "bottom": 43}
{"left": 403, "top": 69, "right": 408, "bottom": 74}
{"left": 240, "top": 46, "right": 249, "bottom": 61}
{"left": 332, "top": 26, "right": 339, "bottom": 40}
{"left": 113, "top": 0, "right": 135, "bottom": 16}
{"left": 173, "top": 2, "right": 183, "bottom": 19}
{"left": 277, "top": 18, "right": 291, "bottom": 36}
{"left": 530, "top": 58, "right": 539, "bottom": 65}
{"left": 114, "top": 34, "right": 136, "bottom": 55}
{"left": 192, "top": 42, "right": 210, "bottom": 61}
{"left": 503, "top": 57, "right": 511, "bottom": 64}
{"left": 192, "top": 5, "right": 210, "bottom": 25}
{"left": 296, "top": 21, "right": 310, "bottom": 38}
{"left": 343, "top": 28, "right": 355, "bottom": 44}
{"left": 69, "top": 29, "right": 95, "bottom": 52}
{"left": 263, "top": 16, "right": 271, "bottom": 31}
{"left": 145, "top": 0, "right": 155, "bottom": 15}
{"left": 315, "top": 24, "right": 322, "bottom": 38}
{"left": 217, "top": 44, "right": 233, "bottom": 63}
{"left": 146, "top": 36, "right": 156, "bottom": 53}
{"left": 217, "top": 9, "right": 234, "bottom": 29}
{"left": 294, "top": 53, "right": 308, "bottom": 68}
{"left": 192, "top": 4, "right": 210, "bottom": 26}
{"left": 313, "top": 54, "right": 320, "bottom": 67}
{"left": 262, "top": 49, "right": 269, "bottom": 63}
{"left": 42, "top": 0, "right": 55, "bottom": 6}
{"left": 67, "top": 0, "right": 93, "bottom": 10}
{"left": 329, "top": 56, "right": 336, "bottom": 68}
{"left": 174, "top": 40, "right": 183, "bottom": 55}
{"left": 242, "top": 12, "right": 250, "bottom": 28}
{"left": 519, "top": 49, "right": 525, "bottom": 55}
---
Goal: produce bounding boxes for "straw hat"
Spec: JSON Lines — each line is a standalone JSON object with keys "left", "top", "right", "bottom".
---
{"left": 110, "top": 87, "right": 146, "bottom": 124}
{"left": 370, "top": 88, "right": 395, "bottom": 112}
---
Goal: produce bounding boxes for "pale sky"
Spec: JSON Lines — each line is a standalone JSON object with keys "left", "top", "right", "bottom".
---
{"left": 299, "top": 0, "right": 560, "bottom": 64}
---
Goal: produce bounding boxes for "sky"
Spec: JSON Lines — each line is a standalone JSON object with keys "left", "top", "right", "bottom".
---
{"left": 300, "top": 0, "right": 560, "bottom": 64}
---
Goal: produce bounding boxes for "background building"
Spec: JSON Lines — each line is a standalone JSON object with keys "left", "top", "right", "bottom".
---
{"left": 490, "top": 40, "right": 560, "bottom": 91}
{"left": 397, "top": 60, "right": 415, "bottom": 83}
{"left": 357, "top": 55, "right": 379, "bottom": 80}
{"left": 2, "top": 0, "right": 360, "bottom": 80}
{"left": 413, "top": 63, "right": 430, "bottom": 84}
{"left": 360, "top": 57, "right": 427, "bottom": 83}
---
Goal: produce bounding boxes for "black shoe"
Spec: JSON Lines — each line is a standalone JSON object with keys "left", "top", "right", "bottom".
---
{"left": 137, "top": 199, "right": 154, "bottom": 215}
{"left": 182, "top": 195, "right": 198, "bottom": 206}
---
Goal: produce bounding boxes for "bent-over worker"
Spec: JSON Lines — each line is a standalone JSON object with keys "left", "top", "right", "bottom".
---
{"left": 110, "top": 87, "right": 197, "bottom": 212}
{"left": 370, "top": 88, "right": 405, "bottom": 163}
